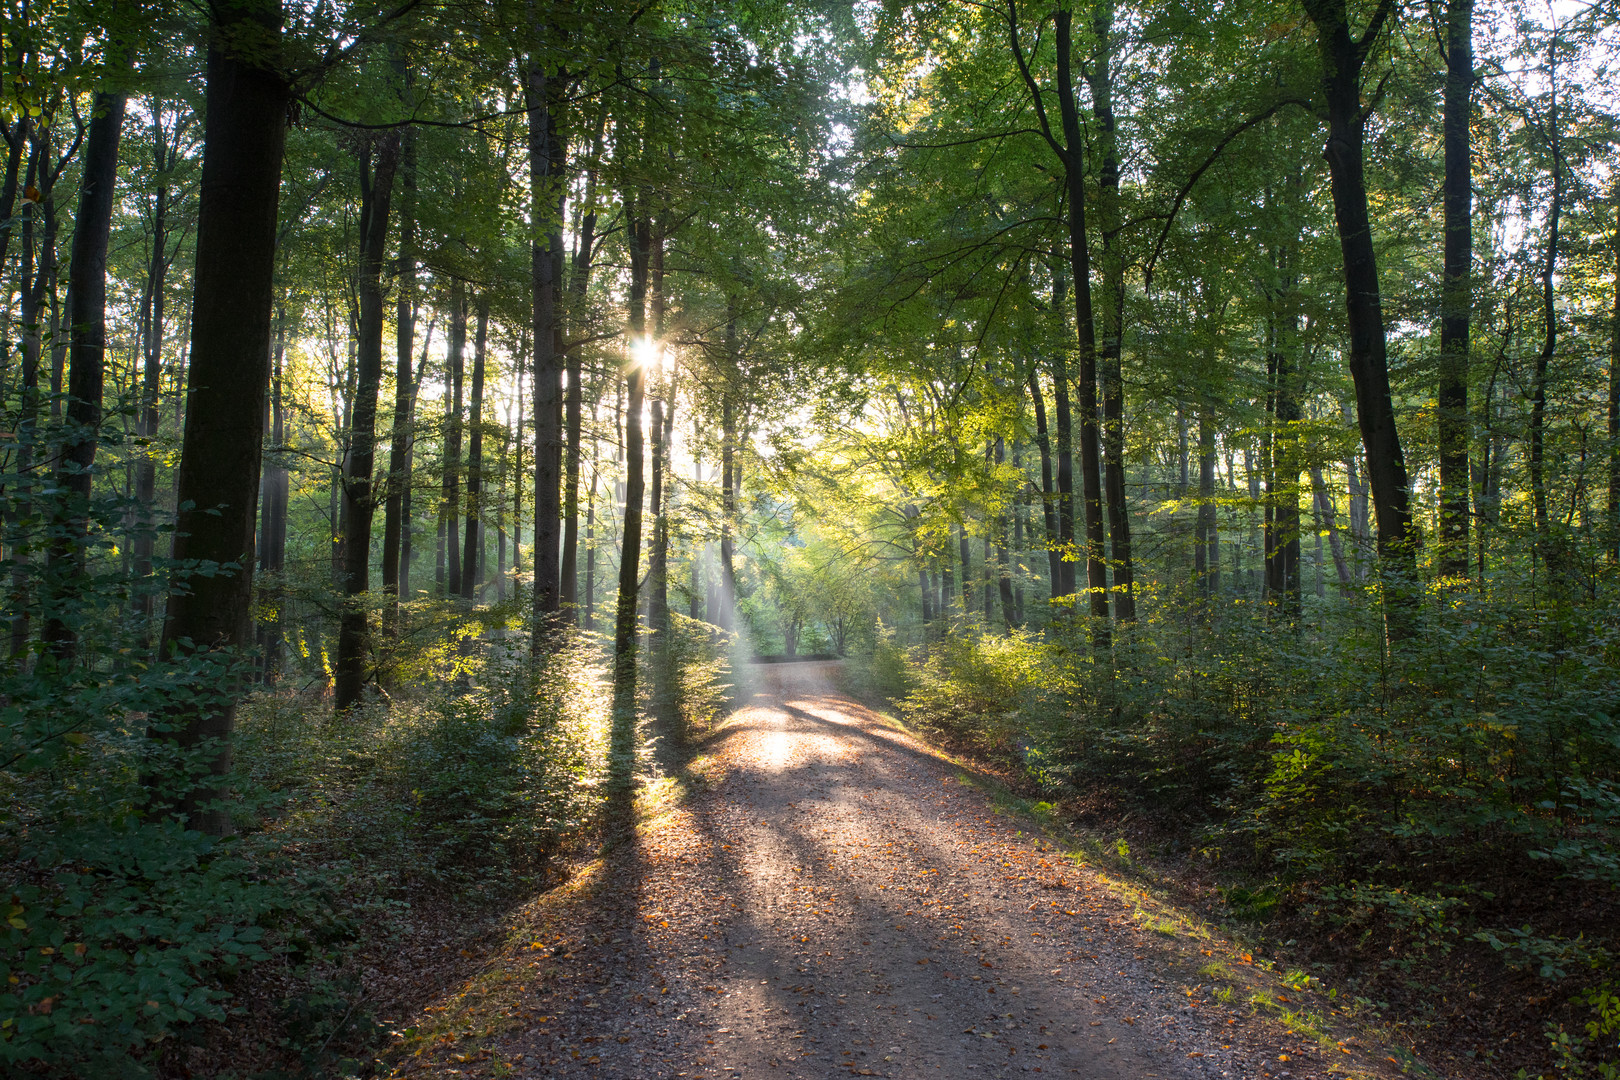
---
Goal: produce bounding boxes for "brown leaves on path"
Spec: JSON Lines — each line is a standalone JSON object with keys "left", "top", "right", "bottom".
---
{"left": 384, "top": 683, "right": 1417, "bottom": 1080}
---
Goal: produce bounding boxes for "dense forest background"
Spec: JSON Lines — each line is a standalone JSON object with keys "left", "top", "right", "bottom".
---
{"left": 2, "top": 0, "right": 1619, "bottom": 1075}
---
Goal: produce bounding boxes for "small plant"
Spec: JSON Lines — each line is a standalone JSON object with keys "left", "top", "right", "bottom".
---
{"left": 1473, "top": 927, "right": 1612, "bottom": 982}
{"left": 1220, "top": 884, "right": 1280, "bottom": 923}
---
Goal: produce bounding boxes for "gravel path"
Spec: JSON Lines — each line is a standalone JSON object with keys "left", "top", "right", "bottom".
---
{"left": 440, "top": 677, "right": 1347, "bottom": 1079}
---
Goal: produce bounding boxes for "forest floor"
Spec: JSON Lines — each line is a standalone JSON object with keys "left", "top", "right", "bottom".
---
{"left": 381, "top": 671, "right": 1420, "bottom": 1080}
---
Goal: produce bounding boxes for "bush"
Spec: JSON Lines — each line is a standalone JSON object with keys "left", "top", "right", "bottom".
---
{"left": 2, "top": 620, "right": 613, "bottom": 1076}
{"left": 900, "top": 627, "right": 1054, "bottom": 751}
{"left": 667, "top": 613, "right": 733, "bottom": 740}
{"left": 841, "top": 619, "right": 912, "bottom": 702}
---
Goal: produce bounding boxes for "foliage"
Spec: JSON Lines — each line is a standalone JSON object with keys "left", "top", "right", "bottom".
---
{"left": 840, "top": 619, "right": 911, "bottom": 703}
{"left": 900, "top": 626, "right": 1054, "bottom": 751}
{"left": 1, "top": 507, "right": 613, "bottom": 1077}
{"left": 896, "top": 586, "right": 1620, "bottom": 1053}
{"left": 666, "top": 612, "right": 733, "bottom": 740}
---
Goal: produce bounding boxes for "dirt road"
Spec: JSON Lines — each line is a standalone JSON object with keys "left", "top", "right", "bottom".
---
{"left": 423, "top": 678, "right": 1341, "bottom": 1079}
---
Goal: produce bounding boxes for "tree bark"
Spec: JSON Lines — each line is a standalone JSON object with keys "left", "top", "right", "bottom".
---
{"left": 9, "top": 130, "right": 51, "bottom": 663}
{"left": 334, "top": 132, "right": 400, "bottom": 715}
{"left": 1195, "top": 404, "right": 1219, "bottom": 602}
{"left": 0, "top": 115, "right": 26, "bottom": 276}
{"left": 1050, "top": 274, "right": 1075, "bottom": 598}
{"left": 1300, "top": 0, "right": 1417, "bottom": 623}
{"left": 561, "top": 108, "right": 604, "bottom": 617}
{"left": 1437, "top": 0, "right": 1473, "bottom": 579}
{"left": 460, "top": 296, "right": 489, "bottom": 601}
{"left": 996, "top": 437, "right": 1017, "bottom": 628}
{"left": 135, "top": 102, "right": 173, "bottom": 642}
{"left": 1053, "top": 2, "right": 1110, "bottom": 635}
{"left": 584, "top": 464, "right": 597, "bottom": 631}
{"left": 400, "top": 318, "right": 434, "bottom": 601}
{"left": 1086, "top": 0, "right": 1134, "bottom": 623}
{"left": 1026, "top": 363, "right": 1062, "bottom": 599}
{"left": 526, "top": 60, "right": 567, "bottom": 643}
{"left": 1266, "top": 299, "right": 1302, "bottom": 619}
{"left": 612, "top": 209, "right": 651, "bottom": 716}
{"left": 1310, "top": 465, "right": 1354, "bottom": 590}
{"left": 156, "top": 0, "right": 289, "bottom": 833}
{"left": 256, "top": 306, "right": 288, "bottom": 681}
{"left": 919, "top": 560, "right": 933, "bottom": 626}
{"left": 648, "top": 230, "right": 676, "bottom": 695}
{"left": 957, "top": 521, "right": 972, "bottom": 617}
{"left": 382, "top": 121, "right": 417, "bottom": 629}
{"left": 1608, "top": 188, "right": 1620, "bottom": 564}
{"left": 442, "top": 283, "right": 466, "bottom": 597}
{"left": 719, "top": 308, "right": 739, "bottom": 632}
{"left": 44, "top": 88, "right": 125, "bottom": 661}
{"left": 1531, "top": 67, "right": 1563, "bottom": 579}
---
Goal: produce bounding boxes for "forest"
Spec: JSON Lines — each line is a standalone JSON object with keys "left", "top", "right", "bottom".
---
{"left": 1, "top": 0, "right": 1618, "bottom": 1076}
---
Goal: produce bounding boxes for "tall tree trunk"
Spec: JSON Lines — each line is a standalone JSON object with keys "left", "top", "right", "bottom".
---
{"left": 461, "top": 296, "right": 489, "bottom": 601}
{"left": 330, "top": 338, "right": 356, "bottom": 583}
{"left": 1053, "top": 3, "right": 1110, "bottom": 636}
{"left": 9, "top": 132, "right": 49, "bottom": 663}
{"left": 982, "top": 527, "right": 993, "bottom": 622}
{"left": 1026, "top": 363, "right": 1062, "bottom": 598}
{"left": 996, "top": 437, "right": 1017, "bottom": 628}
{"left": 496, "top": 450, "right": 508, "bottom": 604}
{"left": 511, "top": 354, "right": 524, "bottom": 581}
{"left": 690, "top": 433, "right": 706, "bottom": 622}
{"left": 1267, "top": 312, "right": 1303, "bottom": 620}
{"left": 257, "top": 306, "right": 288, "bottom": 682}
{"left": 1195, "top": 404, "right": 1218, "bottom": 602}
{"left": 382, "top": 121, "right": 417, "bottom": 630}
{"left": 334, "top": 133, "right": 400, "bottom": 715}
{"left": 561, "top": 109, "right": 604, "bottom": 617}
{"left": 1014, "top": 443, "right": 1029, "bottom": 621}
{"left": 442, "top": 284, "right": 466, "bottom": 597}
{"left": 612, "top": 209, "right": 651, "bottom": 717}
{"left": 527, "top": 60, "right": 567, "bottom": 642}
{"left": 1311, "top": 465, "right": 1354, "bottom": 590}
{"left": 719, "top": 310, "right": 738, "bottom": 632}
{"left": 957, "top": 521, "right": 972, "bottom": 617}
{"left": 918, "top": 559, "right": 933, "bottom": 625}
{"left": 584, "top": 464, "right": 597, "bottom": 631}
{"left": 400, "top": 319, "right": 434, "bottom": 602}
{"left": 1608, "top": 188, "right": 1620, "bottom": 564}
{"left": 135, "top": 103, "right": 172, "bottom": 641}
{"left": 648, "top": 231, "right": 675, "bottom": 698}
{"left": 0, "top": 115, "right": 26, "bottom": 276}
{"left": 44, "top": 88, "right": 125, "bottom": 661}
{"left": 156, "top": 0, "right": 289, "bottom": 832}
{"left": 1437, "top": 0, "right": 1474, "bottom": 579}
{"left": 1531, "top": 68, "right": 1563, "bottom": 579}
{"left": 1086, "top": 0, "right": 1135, "bottom": 623}
{"left": 1301, "top": 0, "right": 1417, "bottom": 628}
{"left": 1050, "top": 274, "right": 1076, "bottom": 598}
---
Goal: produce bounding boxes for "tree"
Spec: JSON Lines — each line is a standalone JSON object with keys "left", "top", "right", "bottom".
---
{"left": 334, "top": 129, "right": 400, "bottom": 714}
{"left": 1436, "top": 0, "right": 1474, "bottom": 579}
{"left": 1299, "top": 0, "right": 1417, "bottom": 605}
{"left": 156, "top": 0, "right": 291, "bottom": 831}
{"left": 44, "top": 82, "right": 125, "bottom": 660}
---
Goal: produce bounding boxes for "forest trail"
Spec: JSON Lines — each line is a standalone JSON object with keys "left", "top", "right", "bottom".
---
{"left": 397, "top": 671, "right": 1373, "bottom": 1079}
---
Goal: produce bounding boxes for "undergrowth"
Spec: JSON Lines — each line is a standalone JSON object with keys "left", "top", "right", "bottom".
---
{"left": 875, "top": 586, "right": 1620, "bottom": 1079}
{"left": 1, "top": 617, "right": 616, "bottom": 1078}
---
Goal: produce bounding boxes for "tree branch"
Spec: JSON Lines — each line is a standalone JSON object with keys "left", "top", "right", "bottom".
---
{"left": 1142, "top": 98, "right": 1313, "bottom": 288}
{"left": 1005, "top": 0, "right": 1069, "bottom": 165}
